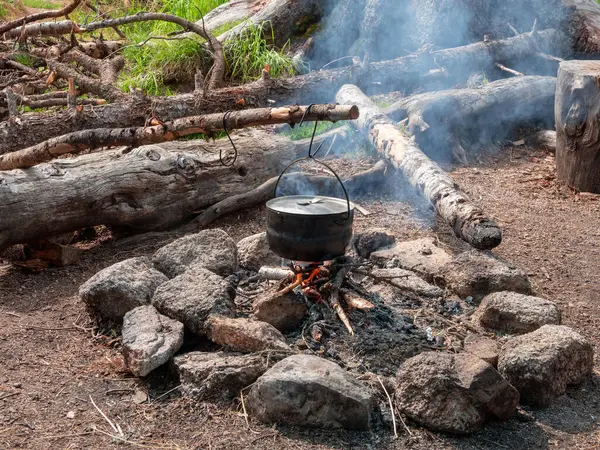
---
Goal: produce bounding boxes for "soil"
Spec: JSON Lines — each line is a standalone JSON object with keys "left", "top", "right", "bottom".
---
{"left": 1, "top": 144, "right": 599, "bottom": 449}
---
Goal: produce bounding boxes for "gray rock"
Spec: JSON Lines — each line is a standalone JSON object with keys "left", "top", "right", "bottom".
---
{"left": 353, "top": 228, "right": 396, "bottom": 258}
{"left": 439, "top": 251, "right": 531, "bottom": 301}
{"left": 79, "top": 257, "right": 168, "bottom": 321}
{"left": 396, "top": 352, "right": 519, "bottom": 434}
{"left": 174, "top": 351, "right": 267, "bottom": 401}
{"left": 464, "top": 334, "right": 500, "bottom": 367}
{"left": 152, "top": 266, "right": 234, "bottom": 335}
{"left": 122, "top": 305, "right": 184, "bottom": 377}
{"left": 370, "top": 238, "right": 452, "bottom": 282}
{"left": 498, "top": 325, "right": 594, "bottom": 407}
{"left": 152, "top": 228, "right": 237, "bottom": 278}
{"left": 475, "top": 291, "right": 561, "bottom": 334}
{"left": 253, "top": 291, "right": 308, "bottom": 332}
{"left": 248, "top": 354, "right": 374, "bottom": 430}
{"left": 237, "top": 232, "right": 281, "bottom": 272}
{"left": 370, "top": 268, "right": 444, "bottom": 297}
{"left": 206, "top": 316, "right": 290, "bottom": 352}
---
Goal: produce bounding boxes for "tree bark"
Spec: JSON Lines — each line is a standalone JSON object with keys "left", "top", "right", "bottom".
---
{"left": 0, "top": 104, "right": 358, "bottom": 170}
{"left": 0, "top": 130, "right": 333, "bottom": 249}
{"left": 337, "top": 84, "right": 502, "bottom": 250}
{"left": 0, "top": 29, "right": 565, "bottom": 155}
{"left": 555, "top": 60, "right": 600, "bottom": 193}
{"left": 0, "top": 0, "right": 82, "bottom": 35}
{"left": 562, "top": 0, "right": 600, "bottom": 53}
{"left": 384, "top": 76, "right": 557, "bottom": 163}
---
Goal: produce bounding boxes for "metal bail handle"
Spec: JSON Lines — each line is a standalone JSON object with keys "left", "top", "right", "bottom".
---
{"left": 272, "top": 156, "right": 352, "bottom": 222}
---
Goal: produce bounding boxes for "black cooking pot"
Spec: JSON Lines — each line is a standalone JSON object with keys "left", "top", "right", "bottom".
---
{"left": 266, "top": 157, "right": 355, "bottom": 262}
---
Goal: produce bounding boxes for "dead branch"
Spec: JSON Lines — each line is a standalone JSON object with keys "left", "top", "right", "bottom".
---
{"left": 3, "top": 20, "right": 81, "bottom": 40}
{"left": 0, "top": 0, "right": 83, "bottom": 36}
{"left": 0, "top": 104, "right": 359, "bottom": 170}
{"left": 63, "top": 50, "right": 125, "bottom": 84}
{"left": 329, "top": 267, "right": 354, "bottom": 335}
{"left": 0, "top": 29, "right": 565, "bottom": 155}
{"left": 337, "top": 84, "right": 502, "bottom": 250}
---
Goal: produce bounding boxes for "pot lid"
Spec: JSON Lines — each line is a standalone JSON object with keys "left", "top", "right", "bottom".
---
{"left": 267, "top": 195, "right": 353, "bottom": 216}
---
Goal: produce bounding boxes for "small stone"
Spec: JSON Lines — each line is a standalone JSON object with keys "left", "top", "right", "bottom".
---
{"left": 13, "top": 382, "right": 22, "bottom": 389}
{"left": 206, "top": 316, "right": 290, "bottom": 353}
{"left": 464, "top": 334, "right": 500, "bottom": 367}
{"left": 122, "top": 305, "right": 184, "bottom": 377}
{"left": 79, "top": 257, "right": 168, "bottom": 321}
{"left": 152, "top": 266, "right": 234, "bottom": 335}
{"left": 174, "top": 351, "right": 267, "bottom": 401}
{"left": 66, "top": 410, "right": 75, "bottom": 419}
{"left": 253, "top": 291, "right": 308, "bottom": 332}
{"left": 247, "top": 354, "right": 374, "bottom": 430}
{"left": 498, "top": 325, "right": 594, "bottom": 407}
{"left": 474, "top": 291, "right": 561, "bottom": 334}
{"left": 353, "top": 228, "right": 396, "bottom": 258}
{"left": 439, "top": 251, "right": 531, "bottom": 301}
{"left": 370, "top": 238, "right": 451, "bottom": 282}
{"left": 396, "top": 352, "right": 519, "bottom": 434}
{"left": 132, "top": 389, "right": 148, "bottom": 404}
{"left": 237, "top": 232, "right": 281, "bottom": 272}
{"left": 152, "top": 228, "right": 238, "bottom": 278}
{"left": 370, "top": 268, "right": 444, "bottom": 297}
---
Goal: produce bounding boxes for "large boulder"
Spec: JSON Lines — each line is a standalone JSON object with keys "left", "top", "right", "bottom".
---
{"left": 253, "top": 291, "right": 308, "bottom": 332}
{"left": 396, "top": 352, "right": 519, "bottom": 434}
{"left": 151, "top": 265, "right": 234, "bottom": 335}
{"left": 206, "top": 316, "right": 290, "bottom": 352}
{"left": 439, "top": 251, "right": 531, "bottom": 301}
{"left": 122, "top": 305, "right": 184, "bottom": 377}
{"left": 498, "top": 325, "right": 594, "bottom": 407}
{"left": 474, "top": 291, "right": 561, "bottom": 334}
{"left": 247, "top": 354, "right": 375, "bottom": 430}
{"left": 353, "top": 228, "right": 396, "bottom": 258}
{"left": 370, "top": 238, "right": 451, "bottom": 282}
{"left": 79, "top": 257, "right": 168, "bottom": 321}
{"left": 174, "top": 351, "right": 267, "bottom": 401}
{"left": 237, "top": 232, "right": 281, "bottom": 272}
{"left": 152, "top": 228, "right": 237, "bottom": 278}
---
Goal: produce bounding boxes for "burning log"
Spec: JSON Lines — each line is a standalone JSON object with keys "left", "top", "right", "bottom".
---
{"left": 0, "top": 29, "right": 565, "bottom": 155}
{"left": 0, "top": 104, "right": 359, "bottom": 170}
{"left": 337, "top": 84, "right": 502, "bottom": 250}
{"left": 384, "top": 76, "right": 557, "bottom": 163}
{"left": 555, "top": 60, "right": 600, "bottom": 193}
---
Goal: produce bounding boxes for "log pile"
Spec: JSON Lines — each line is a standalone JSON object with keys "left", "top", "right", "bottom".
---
{"left": 2, "top": 0, "right": 600, "bottom": 251}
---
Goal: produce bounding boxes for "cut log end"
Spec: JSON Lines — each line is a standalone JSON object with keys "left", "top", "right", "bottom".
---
{"left": 555, "top": 60, "right": 600, "bottom": 194}
{"left": 459, "top": 219, "right": 503, "bottom": 250}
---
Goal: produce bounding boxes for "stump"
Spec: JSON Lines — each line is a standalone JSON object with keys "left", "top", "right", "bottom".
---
{"left": 555, "top": 60, "right": 600, "bottom": 193}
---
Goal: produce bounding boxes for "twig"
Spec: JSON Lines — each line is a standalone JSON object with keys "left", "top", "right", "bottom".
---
{"left": 151, "top": 384, "right": 181, "bottom": 403}
{"left": 239, "top": 389, "right": 250, "bottom": 428}
{"left": 89, "top": 395, "right": 122, "bottom": 436}
{"left": 0, "top": 392, "right": 20, "bottom": 401}
{"left": 376, "top": 376, "right": 398, "bottom": 439}
{"left": 495, "top": 63, "right": 524, "bottom": 76}
{"left": 321, "top": 55, "right": 359, "bottom": 70}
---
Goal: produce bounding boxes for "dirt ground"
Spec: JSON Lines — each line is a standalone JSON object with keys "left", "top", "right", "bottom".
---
{"left": 1, "top": 144, "right": 599, "bottom": 450}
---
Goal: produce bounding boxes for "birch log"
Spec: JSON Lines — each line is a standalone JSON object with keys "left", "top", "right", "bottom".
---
{"left": 336, "top": 84, "right": 502, "bottom": 250}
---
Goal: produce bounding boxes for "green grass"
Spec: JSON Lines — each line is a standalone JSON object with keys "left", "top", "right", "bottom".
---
{"left": 11, "top": 52, "right": 38, "bottom": 67}
{"left": 22, "top": 0, "right": 60, "bottom": 9}
{"left": 225, "top": 22, "right": 295, "bottom": 83}
{"left": 280, "top": 121, "right": 343, "bottom": 141}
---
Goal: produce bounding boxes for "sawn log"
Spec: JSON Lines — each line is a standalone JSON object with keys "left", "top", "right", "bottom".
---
{"left": 336, "top": 84, "right": 502, "bottom": 250}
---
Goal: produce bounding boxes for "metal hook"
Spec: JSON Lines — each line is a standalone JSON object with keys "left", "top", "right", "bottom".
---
{"left": 220, "top": 110, "right": 238, "bottom": 167}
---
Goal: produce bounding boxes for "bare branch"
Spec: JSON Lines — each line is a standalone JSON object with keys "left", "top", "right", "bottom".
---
{"left": 0, "top": 104, "right": 359, "bottom": 170}
{"left": 0, "top": 0, "right": 83, "bottom": 35}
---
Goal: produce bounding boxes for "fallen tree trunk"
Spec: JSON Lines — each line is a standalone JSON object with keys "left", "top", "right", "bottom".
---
{"left": 337, "top": 84, "right": 502, "bottom": 250}
{"left": 0, "top": 29, "right": 565, "bottom": 154}
{"left": 189, "top": 160, "right": 388, "bottom": 229}
{"left": 0, "top": 104, "right": 358, "bottom": 170}
{"left": 0, "top": 129, "right": 344, "bottom": 249}
{"left": 384, "top": 76, "right": 557, "bottom": 163}
{"left": 555, "top": 60, "right": 600, "bottom": 193}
